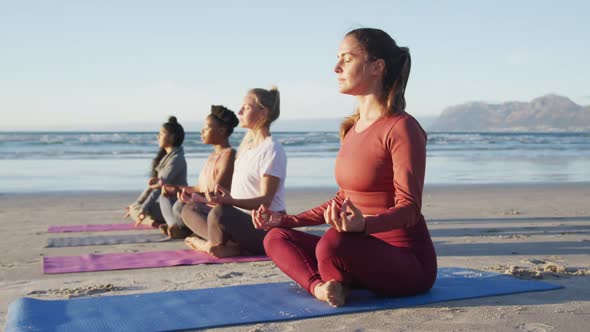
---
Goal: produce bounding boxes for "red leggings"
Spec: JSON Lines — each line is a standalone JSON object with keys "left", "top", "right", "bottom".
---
{"left": 263, "top": 227, "right": 437, "bottom": 297}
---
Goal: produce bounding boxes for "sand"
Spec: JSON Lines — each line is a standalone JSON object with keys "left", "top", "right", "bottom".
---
{"left": 0, "top": 183, "right": 589, "bottom": 331}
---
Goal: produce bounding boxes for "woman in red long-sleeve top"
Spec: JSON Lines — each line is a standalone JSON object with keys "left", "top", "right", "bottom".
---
{"left": 252, "top": 28, "right": 437, "bottom": 307}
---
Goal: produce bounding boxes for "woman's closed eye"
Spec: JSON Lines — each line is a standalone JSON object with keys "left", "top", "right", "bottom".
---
{"left": 338, "top": 53, "right": 353, "bottom": 63}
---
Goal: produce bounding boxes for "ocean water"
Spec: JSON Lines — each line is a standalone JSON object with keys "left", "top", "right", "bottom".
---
{"left": 0, "top": 131, "right": 589, "bottom": 193}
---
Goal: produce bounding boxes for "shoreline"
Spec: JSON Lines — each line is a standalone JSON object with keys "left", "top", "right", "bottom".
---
{"left": 2, "top": 180, "right": 590, "bottom": 195}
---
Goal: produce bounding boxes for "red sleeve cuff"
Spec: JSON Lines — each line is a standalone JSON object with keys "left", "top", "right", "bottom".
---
{"left": 363, "top": 215, "right": 380, "bottom": 234}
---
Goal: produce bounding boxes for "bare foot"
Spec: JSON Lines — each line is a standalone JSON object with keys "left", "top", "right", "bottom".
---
{"left": 184, "top": 235, "right": 212, "bottom": 253}
{"left": 185, "top": 236, "right": 241, "bottom": 258}
{"left": 152, "top": 221, "right": 167, "bottom": 228}
{"left": 158, "top": 224, "right": 168, "bottom": 236}
{"left": 208, "top": 242, "right": 241, "bottom": 258}
{"left": 168, "top": 224, "right": 192, "bottom": 239}
{"left": 313, "top": 280, "right": 348, "bottom": 307}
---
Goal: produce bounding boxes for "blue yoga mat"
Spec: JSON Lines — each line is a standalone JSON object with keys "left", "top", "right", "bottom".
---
{"left": 6, "top": 268, "right": 561, "bottom": 332}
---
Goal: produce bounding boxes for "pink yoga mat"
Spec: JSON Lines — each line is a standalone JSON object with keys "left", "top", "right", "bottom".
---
{"left": 48, "top": 223, "right": 155, "bottom": 233}
{"left": 43, "top": 249, "right": 269, "bottom": 274}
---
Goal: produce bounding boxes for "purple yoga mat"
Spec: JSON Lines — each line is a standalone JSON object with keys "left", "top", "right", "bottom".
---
{"left": 43, "top": 249, "right": 269, "bottom": 274}
{"left": 48, "top": 223, "right": 155, "bottom": 233}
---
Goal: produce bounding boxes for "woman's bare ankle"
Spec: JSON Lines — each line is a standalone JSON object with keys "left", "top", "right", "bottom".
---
{"left": 313, "top": 280, "right": 347, "bottom": 307}
{"left": 184, "top": 235, "right": 211, "bottom": 253}
{"left": 313, "top": 282, "right": 327, "bottom": 300}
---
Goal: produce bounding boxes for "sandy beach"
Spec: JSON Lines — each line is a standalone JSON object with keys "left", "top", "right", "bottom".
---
{"left": 1, "top": 183, "right": 589, "bottom": 331}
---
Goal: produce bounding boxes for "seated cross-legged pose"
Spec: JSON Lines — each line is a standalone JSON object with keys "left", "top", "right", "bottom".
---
{"left": 184, "top": 87, "right": 287, "bottom": 258}
{"left": 124, "top": 116, "right": 187, "bottom": 227}
{"left": 159, "top": 106, "right": 239, "bottom": 239}
{"left": 253, "top": 28, "right": 437, "bottom": 307}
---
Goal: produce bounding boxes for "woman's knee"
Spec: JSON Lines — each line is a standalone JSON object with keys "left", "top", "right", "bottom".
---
{"left": 316, "top": 228, "right": 351, "bottom": 259}
{"left": 263, "top": 228, "right": 292, "bottom": 253}
{"left": 206, "top": 205, "right": 227, "bottom": 226}
{"left": 171, "top": 200, "right": 183, "bottom": 218}
{"left": 180, "top": 203, "right": 197, "bottom": 222}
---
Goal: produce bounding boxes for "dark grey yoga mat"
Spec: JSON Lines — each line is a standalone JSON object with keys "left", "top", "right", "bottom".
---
{"left": 46, "top": 233, "right": 170, "bottom": 247}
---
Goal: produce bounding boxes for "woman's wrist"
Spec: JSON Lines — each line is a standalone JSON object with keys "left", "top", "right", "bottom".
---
{"left": 361, "top": 216, "right": 372, "bottom": 234}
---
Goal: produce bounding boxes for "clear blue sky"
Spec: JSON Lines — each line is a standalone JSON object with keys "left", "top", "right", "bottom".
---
{"left": 1, "top": 0, "right": 589, "bottom": 130}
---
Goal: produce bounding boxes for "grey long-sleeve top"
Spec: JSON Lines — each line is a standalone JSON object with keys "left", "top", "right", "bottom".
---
{"left": 133, "top": 146, "right": 188, "bottom": 213}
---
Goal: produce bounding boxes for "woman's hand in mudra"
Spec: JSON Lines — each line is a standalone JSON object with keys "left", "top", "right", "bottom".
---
{"left": 252, "top": 205, "right": 284, "bottom": 231}
{"left": 148, "top": 177, "right": 164, "bottom": 190}
{"left": 177, "top": 188, "right": 192, "bottom": 204}
{"left": 324, "top": 198, "right": 366, "bottom": 233}
{"left": 177, "top": 188, "right": 208, "bottom": 204}
{"left": 123, "top": 205, "right": 132, "bottom": 219}
{"left": 205, "top": 184, "right": 234, "bottom": 205}
{"left": 161, "top": 184, "right": 177, "bottom": 197}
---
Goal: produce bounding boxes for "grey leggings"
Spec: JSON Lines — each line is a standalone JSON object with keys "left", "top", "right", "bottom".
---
{"left": 182, "top": 204, "right": 268, "bottom": 255}
{"left": 130, "top": 201, "right": 164, "bottom": 224}
{"left": 159, "top": 196, "right": 185, "bottom": 227}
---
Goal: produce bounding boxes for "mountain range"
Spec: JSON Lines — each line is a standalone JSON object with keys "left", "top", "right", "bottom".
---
{"left": 429, "top": 94, "right": 590, "bottom": 132}
{"left": 4, "top": 95, "right": 588, "bottom": 132}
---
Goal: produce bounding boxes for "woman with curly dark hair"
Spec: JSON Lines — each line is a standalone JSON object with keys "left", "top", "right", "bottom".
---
{"left": 159, "top": 106, "right": 239, "bottom": 239}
